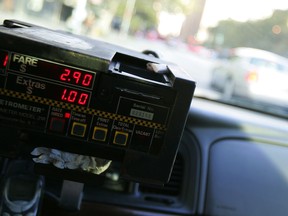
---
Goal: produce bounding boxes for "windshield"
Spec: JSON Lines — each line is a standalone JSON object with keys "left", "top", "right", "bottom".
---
{"left": 1, "top": 0, "right": 287, "bottom": 117}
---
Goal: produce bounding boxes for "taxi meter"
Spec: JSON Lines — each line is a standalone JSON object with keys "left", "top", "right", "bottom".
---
{"left": 0, "top": 20, "right": 195, "bottom": 184}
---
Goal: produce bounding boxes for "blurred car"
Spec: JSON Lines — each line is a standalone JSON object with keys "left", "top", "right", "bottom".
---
{"left": 210, "top": 47, "right": 288, "bottom": 105}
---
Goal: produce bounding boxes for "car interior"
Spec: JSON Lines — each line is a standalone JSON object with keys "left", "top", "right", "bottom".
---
{"left": 0, "top": 1, "right": 288, "bottom": 216}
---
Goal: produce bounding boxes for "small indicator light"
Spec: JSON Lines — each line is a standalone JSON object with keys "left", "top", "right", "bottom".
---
{"left": 64, "top": 112, "right": 71, "bottom": 119}
{"left": 3, "top": 54, "right": 8, "bottom": 67}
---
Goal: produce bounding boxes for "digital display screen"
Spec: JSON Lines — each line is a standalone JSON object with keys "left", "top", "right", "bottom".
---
{"left": 60, "top": 88, "right": 89, "bottom": 105}
{"left": 0, "top": 50, "right": 9, "bottom": 70}
{"left": 6, "top": 74, "right": 91, "bottom": 106}
{"left": 130, "top": 108, "right": 154, "bottom": 120}
{"left": 9, "top": 53, "right": 96, "bottom": 89}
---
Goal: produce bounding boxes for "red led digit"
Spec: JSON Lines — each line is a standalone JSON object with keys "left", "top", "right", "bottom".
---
{"left": 61, "top": 88, "right": 89, "bottom": 106}
{"left": 3, "top": 54, "right": 8, "bottom": 67}
{"left": 73, "top": 71, "right": 81, "bottom": 84}
{"left": 82, "top": 74, "right": 93, "bottom": 86}
{"left": 61, "top": 88, "right": 68, "bottom": 100}
{"left": 78, "top": 93, "right": 89, "bottom": 105}
{"left": 59, "top": 68, "right": 93, "bottom": 88}
{"left": 67, "top": 90, "right": 77, "bottom": 102}
{"left": 60, "top": 69, "right": 70, "bottom": 81}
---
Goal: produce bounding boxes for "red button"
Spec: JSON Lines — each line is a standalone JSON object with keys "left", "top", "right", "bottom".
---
{"left": 49, "top": 117, "right": 65, "bottom": 133}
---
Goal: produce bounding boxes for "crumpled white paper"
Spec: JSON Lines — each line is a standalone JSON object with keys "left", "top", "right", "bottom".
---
{"left": 31, "top": 147, "right": 112, "bottom": 175}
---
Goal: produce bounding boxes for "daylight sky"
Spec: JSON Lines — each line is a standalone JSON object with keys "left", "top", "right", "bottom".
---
{"left": 201, "top": 0, "right": 288, "bottom": 27}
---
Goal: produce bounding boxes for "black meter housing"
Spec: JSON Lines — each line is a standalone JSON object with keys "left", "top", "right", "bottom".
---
{"left": 0, "top": 20, "right": 196, "bottom": 185}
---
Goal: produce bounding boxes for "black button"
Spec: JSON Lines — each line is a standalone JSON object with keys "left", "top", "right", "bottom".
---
{"left": 113, "top": 131, "right": 128, "bottom": 146}
{"left": 71, "top": 122, "right": 86, "bottom": 137}
{"left": 130, "top": 126, "right": 153, "bottom": 152}
{"left": 92, "top": 127, "right": 107, "bottom": 141}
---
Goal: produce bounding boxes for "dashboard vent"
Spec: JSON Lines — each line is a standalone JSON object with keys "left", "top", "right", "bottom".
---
{"left": 139, "top": 154, "right": 184, "bottom": 196}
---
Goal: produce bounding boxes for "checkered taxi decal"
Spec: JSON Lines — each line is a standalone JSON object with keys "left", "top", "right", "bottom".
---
{"left": 0, "top": 89, "right": 166, "bottom": 130}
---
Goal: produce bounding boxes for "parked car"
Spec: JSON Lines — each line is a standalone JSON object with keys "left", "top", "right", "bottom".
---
{"left": 210, "top": 47, "right": 288, "bottom": 105}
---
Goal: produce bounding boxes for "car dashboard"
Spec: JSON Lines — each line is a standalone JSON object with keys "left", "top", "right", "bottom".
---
{"left": 3, "top": 96, "right": 283, "bottom": 216}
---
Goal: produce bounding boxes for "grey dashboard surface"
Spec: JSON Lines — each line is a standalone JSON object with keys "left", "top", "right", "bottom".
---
{"left": 205, "top": 139, "right": 288, "bottom": 216}
{"left": 185, "top": 98, "right": 288, "bottom": 216}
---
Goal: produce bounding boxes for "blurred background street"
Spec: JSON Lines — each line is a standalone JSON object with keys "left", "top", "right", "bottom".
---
{"left": 1, "top": 0, "right": 288, "bottom": 106}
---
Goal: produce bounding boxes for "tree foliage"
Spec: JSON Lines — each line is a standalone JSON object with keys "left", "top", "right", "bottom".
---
{"left": 91, "top": 0, "right": 197, "bottom": 34}
{"left": 127, "top": 0, "right": 197, "bottom": 33}
{"left": 205, "top": 10, "right": 288, "bottom": 57}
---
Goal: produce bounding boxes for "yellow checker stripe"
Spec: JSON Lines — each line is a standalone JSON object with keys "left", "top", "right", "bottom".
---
{"left": 0, "top": 89, "right": 166, "bottom": 130}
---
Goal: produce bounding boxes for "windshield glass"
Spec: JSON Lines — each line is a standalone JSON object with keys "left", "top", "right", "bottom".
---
{"left": 1, "top": 0, "right": 287, "bottom": 117}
